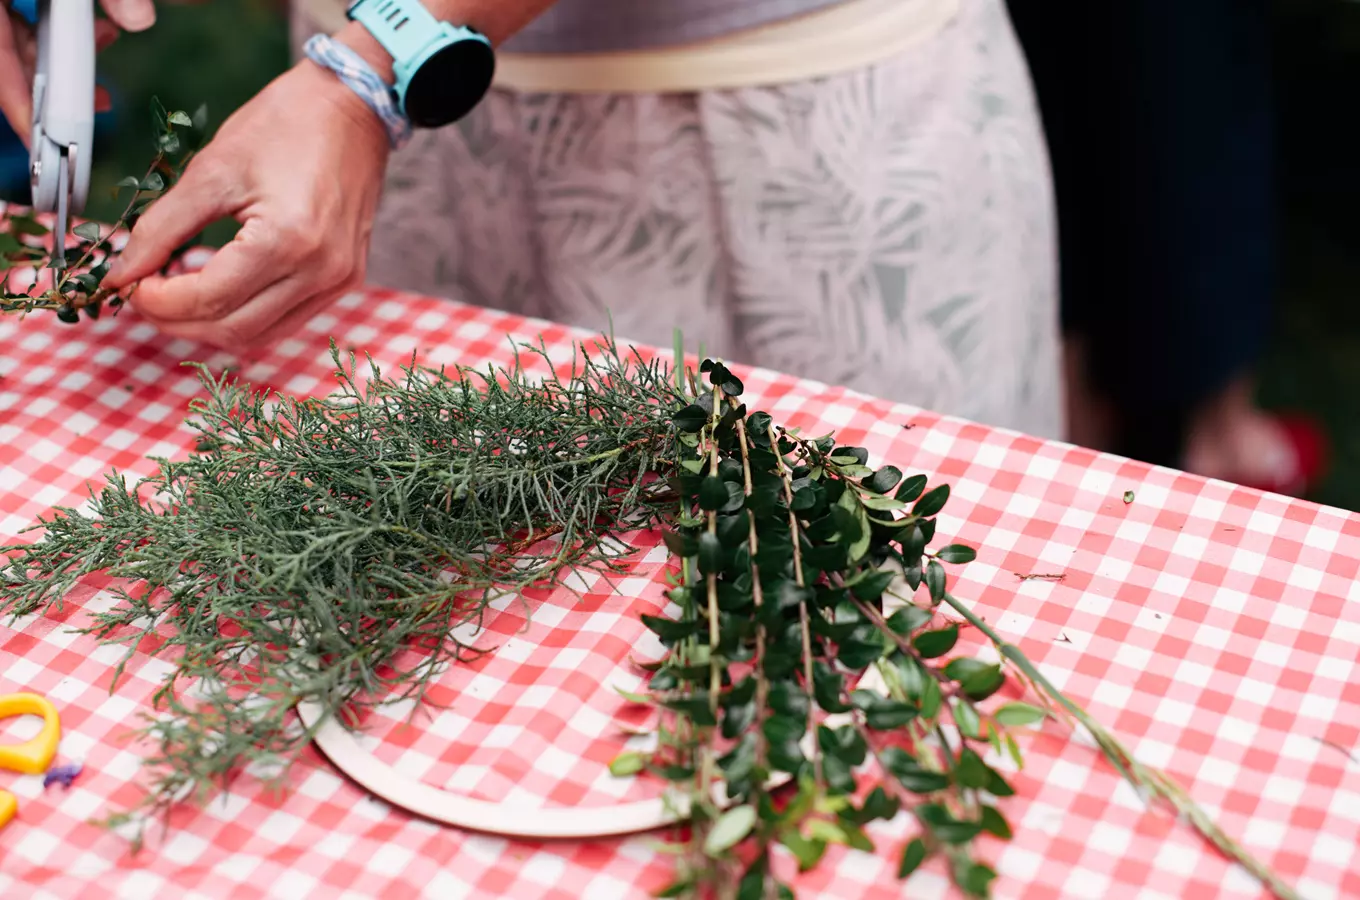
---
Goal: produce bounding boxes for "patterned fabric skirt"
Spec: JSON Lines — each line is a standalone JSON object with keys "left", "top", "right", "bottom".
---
{"left": 290, "top": 0, "right": 1063, "bottom": 438}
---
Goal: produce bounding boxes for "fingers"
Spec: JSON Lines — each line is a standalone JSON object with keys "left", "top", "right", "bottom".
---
{"left": 126, "top": 227, "right": 294, "bottom": 322}
{"left": 105, "top": 158, "right": 238, "bottom": 289}
{"left": 97, "top": 0, "right": 155, "bottom": 31}
{"left": 0, "top": 14, "right": 32, "bottom": 144}
{"left": 132, "top": 274, "right": 353, "bottom": 350}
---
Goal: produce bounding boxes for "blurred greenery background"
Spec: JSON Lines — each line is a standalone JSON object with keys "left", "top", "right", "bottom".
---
{"left": 2, "top": 0, "right": 1357, "bottom": 509}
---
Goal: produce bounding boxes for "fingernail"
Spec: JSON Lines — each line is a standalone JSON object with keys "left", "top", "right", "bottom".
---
{"left": 119, "top": 1, "right": 156, "bottom": 31}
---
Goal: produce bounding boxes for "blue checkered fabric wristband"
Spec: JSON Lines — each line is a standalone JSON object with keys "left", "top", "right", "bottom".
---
{"left": 304, "top": 34, "right": 413, "bottom": 150}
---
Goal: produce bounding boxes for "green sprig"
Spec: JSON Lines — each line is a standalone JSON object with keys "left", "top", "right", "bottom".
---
{"left": 1, "top": 99, "right": 206, "bottom": 320}
{"left": 0, "top": 332, "right": 1299, "bottom": 900}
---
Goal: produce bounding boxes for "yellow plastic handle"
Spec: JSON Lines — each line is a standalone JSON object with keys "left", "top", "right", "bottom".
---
{"left": 0, "top": 693, "right": 61, "bottom": 775}
{"left": 0, "top": 789, "right": 15, "bottom": 830}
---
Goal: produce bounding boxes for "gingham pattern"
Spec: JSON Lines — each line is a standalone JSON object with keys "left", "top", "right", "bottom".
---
{"left": 0, "top": 278, "right": 1357, "bottom": 899}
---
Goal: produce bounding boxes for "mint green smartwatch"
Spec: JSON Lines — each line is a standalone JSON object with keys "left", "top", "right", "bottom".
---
{"left": 345, "top": 0, "right": 495, "bottom": 128}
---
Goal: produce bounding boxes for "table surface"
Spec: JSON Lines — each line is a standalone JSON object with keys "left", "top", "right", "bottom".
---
{"left": 0, "top": 280, "right": 1357, "bottom": 900}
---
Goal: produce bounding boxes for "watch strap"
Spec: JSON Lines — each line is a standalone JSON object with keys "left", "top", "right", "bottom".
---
{"left": 303, "top": 34, "right": 412, "bottom": 149}
{"left": 346, "top": 0, "right": 446, "bottom": 67}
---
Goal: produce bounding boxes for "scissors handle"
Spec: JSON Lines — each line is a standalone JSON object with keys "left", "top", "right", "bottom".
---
{"left": 0, "top": 693, "right": 61, "bottom": 775}
{"left": 30, "top": 0, "right": 95, "bottom": 215}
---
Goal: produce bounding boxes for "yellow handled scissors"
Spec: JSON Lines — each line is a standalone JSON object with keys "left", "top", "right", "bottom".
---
{"left": 0, "top": 693, "right": 62, "bottom": 831}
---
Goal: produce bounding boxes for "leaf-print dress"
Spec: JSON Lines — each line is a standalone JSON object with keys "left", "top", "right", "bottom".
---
{"left": 290, "top": 0, "right": 1063, "bottom": 439}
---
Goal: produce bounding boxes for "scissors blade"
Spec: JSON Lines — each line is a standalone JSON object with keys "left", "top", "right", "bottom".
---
{"left": 52, "top": 147, "right": 69, "bottom": 271}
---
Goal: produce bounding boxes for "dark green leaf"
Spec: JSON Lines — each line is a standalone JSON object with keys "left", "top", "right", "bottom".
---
{"left": 640, "top": 614, "right": 696, "bottom": 642}
{"left": 802, "top": 542, "right": 847, "bottom": 572}
{"left": 912, "top": 484, "right": 950, "bottom": 517}
{"left": 768, "top": 680, "right": 809, "bottom": 724}
{"left": 864, "top": 466, "right": 902, "bottom": 494}
{"left": 985, "top": 767, "right": 1015, "bottom": 797}
{"left": 894, "top": 474, "right": 928, "bottom": 503}
{"left": 836, "top": 628, "right": 885, "bottom": 670}
{"left": 141, "top": 172, "right": 166, "bottom": 192}
{"left": 925, "top": 560, "right": 947, "bottom": 602}
{"left": 863, "top": 700, "right": 919, "bottom": 730}
{"left": 952, "top": 748, "right": 990, "bottom": 789}
{"left": 655, "top": 764, "right": 695, "bottom": 781}
{"left": 903, "top": 564, "right": 923, "bottom": 591}
{"left": 698, "top": 475, "right": 728, "bottom": 510}
{"left": 880, "top": 747, "right": 949, "bottom": 793}
{"left": 674, "top": 404, "right": 709, "bottom": 433}
{"left": 902, "top": 523, "right": 926, "bottom": 564}
{"left": 789, "top": 485, "right": 818, "bottom": 511}
{"left": 746, "top": 481, "right": 784, "bottom": 518}
{"left": 8, "top": 215, "right": 48, "bottom": 236}
{"left": 716, "top": 510, "right": 750, "bottom": 548}
{"left": 763, "top": 714, "right": 805, "bottom": 747}
{"left": 656, "top": 879, "right": 693, "bottom": 898}
{"left": 661, "top": 529, "right": 698, "bottom": 558}
{"left": 817, "top": 723, "right": 867, "bottom": 767}
{"left": 854, "top": 785, "right": 900, "bottom": 824}
{"left": 812, "top": 662, "right": 850, "bottom": 713}
{"left": 726, "top": 675, "right": 757, "bottom": 707}
{"left": 978, "top": 805, "right": 1011, "bottom": 839}
{"left": 722, "top": 702, "right": 756, "bottom": 739}
{"left": 820, "top": 751, "right": 857, "bottom": 795}
{"left": 167, "top": 110, "right": 194, "bottom": 127}
{"left": 767, "top": 738, "right": 805, "bottom": 774}
{"left": 849, "top": 568, "right": 895, "bottom": 601}
{"left": 720, "top": 374, "right": 745, "bottom": 396}
{"left": 912, "top": 625, "right": 958, "bottom": 658}
{"left": 719, "top": 481, "right": 746, "bottom": 514}
{"left": 943, "top": 658, "right": 993, "bottom": 683}
{"left": 650, "top": 668, "right": 679, "bottom": 692}
{"left": 932, "top": 820, "right": 981, "bottom": 845}
{"left": 897, "top": 837, "right": 929, "bottom": 879}
{"left": 745, "top": 410, "right": 773, "bottom": 443}
{"left": 956, "top": 861, "right": 997, "bottom": 898}
{"left": 886, "top": 604, "right": 932, "bottom": 636}
{"left": 960, "top": 666, "right": 1005, "bottom": 702}
{"left": 698, "top": 532, "right": 723, "bottom": 574}
{"left": 660, "top": 694, "right": 717, "bottom": 727}
{"left": 838, "top": 446, "right": 871, "bottom": 465}
{"left": 72, "top": 222, "right": 101, "bottom": 241}
{"left": 936, "top": 544, "right": 977, "bottom": 565}
{"left": 920, "top": 677, "right": 942, "bottom": 719}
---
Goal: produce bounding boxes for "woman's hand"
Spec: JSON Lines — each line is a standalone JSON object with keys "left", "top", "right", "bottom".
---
{"left": 1, "top": 0, "right": 155, "bottom": 142}
{"left": 103, "top": 60, "right": 390, "bottom": 349}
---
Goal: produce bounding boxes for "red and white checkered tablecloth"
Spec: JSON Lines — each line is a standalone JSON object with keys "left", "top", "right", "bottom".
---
{"left": 0, "top": 281, "right": 1358, "bottom": 900}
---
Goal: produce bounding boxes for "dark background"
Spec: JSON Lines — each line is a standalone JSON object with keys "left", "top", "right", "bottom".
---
{"left": 3, "top": 0, "right": 1358, "bottom": 509}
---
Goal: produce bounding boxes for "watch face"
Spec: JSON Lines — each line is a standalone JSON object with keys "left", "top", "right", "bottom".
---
{"left": 404, "top": 39, "right": 496, "bottom": 129}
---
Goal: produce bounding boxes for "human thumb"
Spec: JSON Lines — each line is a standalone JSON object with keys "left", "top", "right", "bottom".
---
{"left": 98, "top": 0, "right": 155, "bottom": 31}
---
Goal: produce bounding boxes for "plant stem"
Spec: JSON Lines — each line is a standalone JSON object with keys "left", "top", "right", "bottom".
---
{"left": 937, "top": 592, "right": 1301, "bottom": 900}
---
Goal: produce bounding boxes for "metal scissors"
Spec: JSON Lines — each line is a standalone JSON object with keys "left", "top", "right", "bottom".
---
{"left": 0, "top": 692, "right": 62, "bottom": 831}
{"left": 25, "top": 0, "right": 95, "bottom": 269}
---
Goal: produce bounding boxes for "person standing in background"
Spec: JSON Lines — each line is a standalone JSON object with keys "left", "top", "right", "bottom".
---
{"left": 1007, "top": 0, "right": 1327, "bottom": 495}
{"left": 63, "top": 0, "right": 1055, "bottom": 441}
